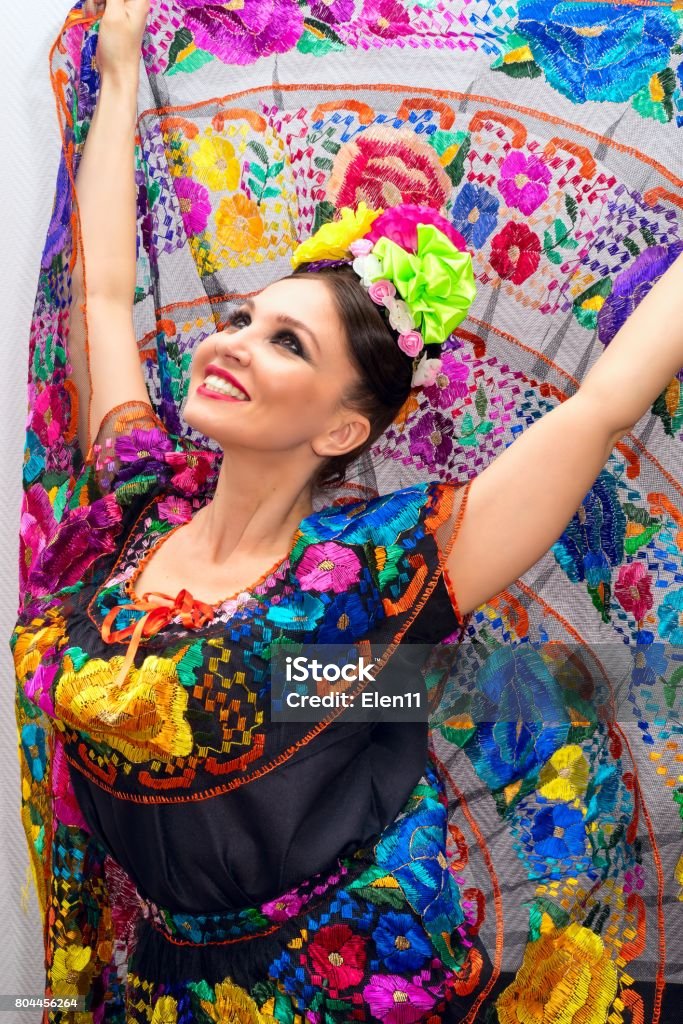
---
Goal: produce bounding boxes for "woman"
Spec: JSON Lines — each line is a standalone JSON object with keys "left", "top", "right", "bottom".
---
{"left": 12, "top": 0, "right": 683, "bottom": 1021}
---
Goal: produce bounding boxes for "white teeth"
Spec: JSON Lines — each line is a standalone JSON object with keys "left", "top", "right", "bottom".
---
{"left": 203, "top": 374, "right": 248, "bottom": 399}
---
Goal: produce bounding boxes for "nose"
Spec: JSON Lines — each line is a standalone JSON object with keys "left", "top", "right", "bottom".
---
{"left": 213, "top": 327, "right": 251, "bottom": 365}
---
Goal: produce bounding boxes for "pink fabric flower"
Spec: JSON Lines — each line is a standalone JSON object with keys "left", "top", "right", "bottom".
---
{"left": 174, "top": 177, "right": 212, "bottom": 236}
{"left": 157, "top": 495, "right": 194, "bottom": 524}
{"left": 350, "top": 238, "right": 374, "bottom": 257}
{"left": 498, "top": 151, "right": 552, "bottom": 216}
{"left": 366, "top": 203, "right": 467, "bottom": 254}
{"left": 397, "top": 330, "right": 424, "bottom": 357}
{"left": 262, "top": 890, "right": 305, "bottom": 921}
{"left": 363, "top": 975, "right": 437, "bottom": 1022}
{"left": 368, "top": 279, "right": 397, "bottom": 305}
{"left": 295, "top": 541, "right": 362, "bottom": 592}
{"left": 615, "top": 562, "right": 653, "bottom": 621}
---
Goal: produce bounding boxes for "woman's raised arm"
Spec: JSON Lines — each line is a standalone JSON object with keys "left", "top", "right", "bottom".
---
{"left": 447, "top": 252, "right": 683, "bottom": 617}
{"left": 70, "top": 0, "right": 152, "bottom": 456}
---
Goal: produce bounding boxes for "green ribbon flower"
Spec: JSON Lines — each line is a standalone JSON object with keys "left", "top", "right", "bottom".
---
{"left": 370, "top": 224, "right": 476, "bottom": 345}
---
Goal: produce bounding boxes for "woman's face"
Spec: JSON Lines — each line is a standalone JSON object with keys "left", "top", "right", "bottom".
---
{"left": 184, "top": 277, "right": 370, "bottom": 467}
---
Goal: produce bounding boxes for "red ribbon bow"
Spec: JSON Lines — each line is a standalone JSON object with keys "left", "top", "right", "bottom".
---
{"left": 101, "top": 589, "right": 215, "bottom": 688}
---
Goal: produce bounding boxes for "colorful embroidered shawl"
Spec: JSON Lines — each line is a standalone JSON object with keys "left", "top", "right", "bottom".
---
{"left": 16, "top": 2, "right": 683, "bottom": 1021}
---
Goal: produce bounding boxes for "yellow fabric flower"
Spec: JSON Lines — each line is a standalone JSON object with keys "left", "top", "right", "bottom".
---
{"left": 55, "top": 654, "right": 193, "bottom": 763}
{"left": 191, "top": 136, "right": 240, "bottom": 192}
{"left": 200, "top": 979, "right": 270, "bottom": 1023}
{"left": 151, "top": 995, "right": 179, "bottom": 1024}
{"left": 538, "top": 744, "right": 590, "bottom": 802}
{"left": 496, "top": 923, "right": 618, "bottom": 1024}
{"left": 50, "top": 943, "right": 95, "bottom": 997}
{"left": 12, "top": 609, "right": 66, "bottom": 682}
{"left": 290, "top": 203, "right": 381, "bottom": 269}
{"left": 216, "top": 194, "right": 265, "bottom": 253}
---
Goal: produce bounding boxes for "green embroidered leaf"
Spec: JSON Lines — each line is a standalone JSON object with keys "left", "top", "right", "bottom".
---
{"left": 475, "top": 383, "right": 488, "bottom": 418}
{"left": 167, "top": 28, "right": 193, "bottom": 70}
{"left": 491, "top": 31, "right": 542, "bottom": 79}
{"left": 52, "top": 480, "right": 70, "bottom": 524}
{"left": 167, "top": 48, "right": 214, "bottom": 76}
{"left": 313, "top": 200, "right": 337, "bottom": 232}
{"left": 268, "top": 160, "right": 285, "bottom": 178}
{"left": 314, "top": 156, "right": 335, "bottom": 172}
{"left": 527, "top": 898, "right": 570, "bottom": 942}
{"left": 322, "top": 137, "right": 341, "bottom": 156}
{"left": 349, "top": 878, "right": 407, "bottom": 909}
{"left": 572, "top": 277, "right": 613, "bottom": 330}
{"left": 624, "top": 524, "right": 661, "bottom": 554}
{"left": 641, "top": 226, "right": 657, "bottom": 248}
{"left": 623, "top": 237, "right": 641, "bottom": 258}
{"left": 297, "top": 17, "right": 345, "bottom": 55}
{"left": 248, "top": 141, "right": 269, "bottom": 165}
{"left": 444, "top": 133, "right": 471, "bottom": 188}
{"left": 564, "top": 193, "right": 578, "bottom": 225}
{"left": 176, "top": 641, "right": 205, "bottom": 687}
{"left": 64, "top": 646, "right": 90, "bottom": 671}
{"left": 249, "top": 163, "right": 267, "bottom": 184}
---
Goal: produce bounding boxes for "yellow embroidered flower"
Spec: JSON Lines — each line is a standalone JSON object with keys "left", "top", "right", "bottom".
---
{"left": 151, "top": 995, "right": 178, "bottom": 1024}
{"left": 290, "top": 203, "right": 381, "bottom": 269}
{"left": 12, "top": 609, "right": 67, "bottom": 682}
{"left": 496, "top": 923, "right": 618, "bottom": 1024}
{"left": 538, "top": 744, "right": 590, "bottom": 802}
{"left": 200, "top": 979, "right": 270, "bottom": 1023}
{"left": 191, "top": 136, "right": 240, "bottom": 192}
{"left": 50, "top": 943, "right": 95, "bottom": 997}
{"left": 55, "top": 654, "right": 193, "bottom": 763}
{"left": 215, "top": 194, "right": 265, "bottom": 253}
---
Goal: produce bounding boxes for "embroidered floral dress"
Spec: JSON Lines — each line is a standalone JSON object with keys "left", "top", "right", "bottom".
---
{"left": 12, "top": 399, "right": 484, "bottom": 1022}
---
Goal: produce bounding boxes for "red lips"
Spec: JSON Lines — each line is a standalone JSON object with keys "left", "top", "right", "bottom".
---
{"left": 203, "top": 363, "right": 250, "bottom": 399}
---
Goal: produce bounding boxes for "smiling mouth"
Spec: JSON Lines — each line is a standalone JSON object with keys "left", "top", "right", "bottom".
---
{"left": 201, "top": 374, "right": 250, "bottom": 400}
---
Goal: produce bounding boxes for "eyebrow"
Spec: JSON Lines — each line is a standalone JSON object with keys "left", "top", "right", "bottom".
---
{"left": 242, "top": 298, "right": 321, "bottom": 355}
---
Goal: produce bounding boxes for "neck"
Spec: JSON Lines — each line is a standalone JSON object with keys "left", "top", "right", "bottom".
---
{"left": 190, "top": 447, "right": 316, "bottom": 565}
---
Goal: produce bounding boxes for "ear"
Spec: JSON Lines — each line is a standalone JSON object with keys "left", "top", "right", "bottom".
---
{"left": 312, "top": 413, "right": 371, "bottom": 459}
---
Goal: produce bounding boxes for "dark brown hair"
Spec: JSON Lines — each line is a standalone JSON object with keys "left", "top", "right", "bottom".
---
{"left": 291, "top": 264, "right": 418, "bottom": 488}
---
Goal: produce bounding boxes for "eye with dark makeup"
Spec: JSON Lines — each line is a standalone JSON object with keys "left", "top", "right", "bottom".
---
{"left": 225, "top": 309, "right": 307, "bottom": 359}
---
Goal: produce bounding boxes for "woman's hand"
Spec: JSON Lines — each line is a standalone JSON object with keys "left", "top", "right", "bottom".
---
{"left": 83, "top": 0, "right": 150, "bottom": 83}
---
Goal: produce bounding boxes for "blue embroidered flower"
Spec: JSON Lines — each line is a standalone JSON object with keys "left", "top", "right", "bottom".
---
{"left": 516, "top": 2, "right": 682, "bottom": 104}
{"left": 531, "top": 803, "right": 587, "bottom": 858}
{"left": 657, "top": 588, "right": 683, "bottom": 645}
{"left": 632, "top": 642, "right": 669, "bottom": 688}
{"left": 266, "top": 590, "right": 325, "bottom": 632}
{"left": 372, "top": 911, "right": 433, "bottom": 971}
{"left": 451, "top": 183, "right": 499, "bottom": 249}
{"left": 317, "top": 581, "right": 384, "bottom": 643}
{"left": 21, "top": 723, "right": 47, "bottom": 782}
{"left": 300, "top": 485, "right": 429, "bottom": 547}
{"left": 552, "top": 472, "right": 626, "bottom": 586}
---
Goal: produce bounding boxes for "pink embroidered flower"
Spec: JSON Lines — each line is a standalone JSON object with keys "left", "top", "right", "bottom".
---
{"left": 308, "top": 924, "right": 367, "bottom": 990}
{"left": 179, "top": 0, "right": 304, "bottom": 66}
{"left": 30, "top": 385, "right": 66, "bottom": 448}
{"left": 615, "top": 562, "right": 653, "bottom": 621}
{"left": 262, "top": 890, "right": 305, "bottom": 921}
{"left": 20, "top": 484, "right": 58, "bottom": 596}
{"left": 116, "top": 427, "right": 174, "bottom": 464}
{"left": 165, "top": 449, "right": 218, "bottom": 494}
{"left": 27, "top": 495, "right": 122, "bottom": 596}
{"left": 357, "top": 0, "right": 413, "bottom": 40}
{"left": 368, "top": 279, "right": 396, "bottom": 305}
{"left": 23, "top": 660, "right": 58, "bottom": 718}
{"left": 54, "top": 738, "right": 88, "bottom": 829}
{"left": 295, "top": 542, "right": 362, "bottom": 592}
{"left": 363, "top": 975, "right": 437, "bottom": 1022}
{"left": 490, "top": 221, "right": 541, "bottom": 285}
{"left": 498, "top": 150, "right": 552, "bottom": 216}
{"left": 397, "top": 331, "right": 424, "bottom": 358}
{"left": 366, "top": 203, "right": 467, "bottom": 254}
{"left": 157, "top": 495, "right": 194, "bottom": 525}
{"left": 174, "top": 177, "right": 212, "bottom": 236}
{"left": 422, "top": 351, "right": 470, "bottom": 409}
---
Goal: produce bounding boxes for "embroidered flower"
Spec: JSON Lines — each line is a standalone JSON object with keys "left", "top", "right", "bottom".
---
{"left": 41, "top": 160, "right": 71, "bottom": 269}
{"left": 53, "top": 737, "right": 88, "bottom": 829}
{"left": 293, "top": 203, "right": 381, "bottom": 269}
{"left": 262, "top": 890, "right": 305, "bottom": 921}
{"left": 538, "top": 744, "right": 590, "bottom": 802}
{"left": 266, "top": 591, "right": 325, "bottom": 631}
{"left": 20, "top": 484, "right": 58, "bottom": 596}
{"left": 30, "top": 385, "right": 66, "bottom": 448}
{"left": 50, "top": 943, "right": 95, "bottom": 997}
{"left": 498, "top": 150, "right": 552, "bottom": 216}
{"left": 371, "top": 911, "right": 433, "bottom": 972}
{"left": 157, "top": 495, "right": 194, "bottom": 525}
{"left": 516, "top": 2, "right": 682, "bottom": 104}
{"left": 489, "top": 221, "right": 541, "bottom": 285}
{"left": 657, "top": 587, "right": 683, "bottom": 645}
{"left": 190, "top": 136, "right": 240, "bottom": 193}
{"left": 116, "top": 427, "right": 174, "bottom": 466}
{"left": 397, "top": 330, "right": 423, "bottom": 358}
{"left": 150, "top": 995, "right": 178, "bottom": 1024}
{"left": 408, "top": 410, "right": 453, "bottom": 467}
{"left": 55, "top": 653, "right": 194, "bottom": 763}
{"left": 615, "top": 563, "right": 653, "bottom": 622}
{"left": 598, "top": 241, "right": 683, "bottom": 347}
{"left": 304, "top": 485, "right": 426, "bottom": 546}
{"left": 295, "top": 541, "right": 362, "bottom": 592}
{"left": 215, "top": 193, "right": 265, "bottom": 253}
{"left": 165, "top": 448, "right": 218, "bottom": 495}
{"left": 317, "top": 583, "right": 384, "bottom": 643}
{"left": 422, "top": 352, "right": 469, "bottom": 409}
{"left": 356, "top": 0, "right": 414, "bottom": 40}
{"left": 451, "top": 183, "right": 499, "bottom": 249}
{"left": 23, "top": 430, "right": 46, "bottom": 486}
{"left": 497, "top": 924, "right": 618, "bottom": 1024}
{"left": 366, "top": 203, "right": 467, "bottom": 254}
{"left": 179, "top": 0, "right": 304, "bottom": 66}
{"left": 20, "top": 724, "right": 47, "bottom": 783}
{"left": 362, "top": 975, "right": 437, "bottom": 1022}
{"left": 174, "top": 177, "right": 212, "bottom": 236}
{"left": 328, "top": 128, "right": 451, "bottom": 211}
{"left": 530, "top": 803, "right": 587, "bottom": 862}
{"left": 199, "top": 980, "right": 265, "bottom": 1023}
{"left": 309, "top": 0, "right": 355, "bottom": 27}
{"left": 308, "top": 924, "right": 367, "bottom": 990}
{"left": 552, "top": 472, "right": 626, "bottom": 590}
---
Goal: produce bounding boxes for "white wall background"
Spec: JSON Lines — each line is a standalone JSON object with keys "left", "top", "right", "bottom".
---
{"left": 1, "top": 0, "right": 69, "bottom": 1008}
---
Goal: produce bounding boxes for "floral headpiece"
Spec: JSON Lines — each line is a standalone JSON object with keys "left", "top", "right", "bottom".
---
{"left": 291, "top": 202, "right": 476, "bottom": 385}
